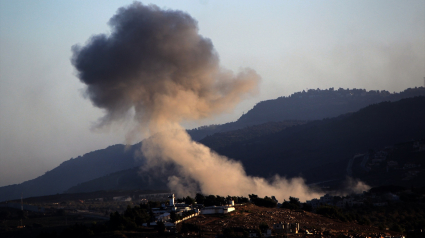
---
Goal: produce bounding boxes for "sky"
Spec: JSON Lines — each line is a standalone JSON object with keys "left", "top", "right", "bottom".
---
{"left": 0, "top": 0, "right": 424, "bottom": 187}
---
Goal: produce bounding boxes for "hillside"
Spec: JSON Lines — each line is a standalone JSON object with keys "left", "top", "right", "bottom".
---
{"left": 200, "top": 96, "right": 425, "bottom": 184}
{"left": 2, "top": 88, "right": 424, "bottom": 201}
{"left": 0, "top": 144, "right": 143, "bottom": 202}
{"left": 65, "top": 166, "right": 171, "bottom": 194}
{"left": 238, "top": 87, "right": 425, "bottom": 124}
{"left": 188, "top": 87, "right": 425, "bottom": 140}
{"left": 350, "top": 139, "right": 425, "bottom": 187}
{"left": 64, "top": 122, "right": 306, "bottom": 194}
{"left": 198, "top": 121, "right": 305, "bottom": 150}
{"left": 181, "top": 203, "right": 400, "bottom": 237}
{"left": 0, "top": 201, "right": 402, "bottom": 238}
{"left": 65, "top": 96, "right": 425, "bottom": 194}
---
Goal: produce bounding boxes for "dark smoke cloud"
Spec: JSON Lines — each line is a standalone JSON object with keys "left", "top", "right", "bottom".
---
{"left": 71, "top": 2, "right": 327, "bottom": 201}
{"left": 71, "top": 2, "right": 260, "bottom": 135}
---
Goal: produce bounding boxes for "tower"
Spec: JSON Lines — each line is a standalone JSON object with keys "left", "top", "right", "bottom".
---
{"left": 168, "top": 194, "right": 175, "bottom": 206}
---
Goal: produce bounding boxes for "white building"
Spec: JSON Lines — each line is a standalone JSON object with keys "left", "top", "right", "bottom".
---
{"left": 201, "top": 205, "right": 235, "bottom": 215}
{"left": 168, "top": 194, "right": 175, "bottom": 206}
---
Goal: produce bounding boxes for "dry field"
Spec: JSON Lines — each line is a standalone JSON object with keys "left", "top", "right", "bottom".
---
{"left": 180, "top": 204, "right": 401, "bottom": 237}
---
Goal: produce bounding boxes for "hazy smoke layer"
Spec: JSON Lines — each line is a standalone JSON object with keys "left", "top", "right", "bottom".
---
{"left": 72, "top": 2, "right": 321, "bottom": 201}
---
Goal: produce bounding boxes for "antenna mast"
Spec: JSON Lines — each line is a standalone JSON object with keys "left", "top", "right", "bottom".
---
{"left": 20, "top": 193, "right": 23, "bottom": 227}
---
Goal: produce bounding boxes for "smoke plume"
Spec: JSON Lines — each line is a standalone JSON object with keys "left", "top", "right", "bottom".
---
{"left": 142, "top": 129, "right": 323, "bottom": 201}
{"left": 72, "top": 2, "right": 321, "bottom": 202}
{"left": 332, "top": 176, "right": 371, "bottom": 196}
{"left": 71, "top": 3, "right": 259, "bottom": 135}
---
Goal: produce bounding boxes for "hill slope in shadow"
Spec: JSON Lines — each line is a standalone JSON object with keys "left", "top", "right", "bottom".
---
{"left": 67, "top": 96, "right": 425, "bottom": 194}
{"left": 188, "top": 87, "right": 425, "bottom": 140}
{"left": 0, "top": 144, "right": 143, "bottom": 202}
{"left": 200, "top": 96, "right": 425, "bottom": 183}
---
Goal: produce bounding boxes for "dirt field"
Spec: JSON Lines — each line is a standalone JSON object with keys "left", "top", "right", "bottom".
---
{"left": 180, "top": 204, "right": 400, "bottom": 237}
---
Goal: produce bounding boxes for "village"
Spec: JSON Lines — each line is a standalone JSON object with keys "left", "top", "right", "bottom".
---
{"left": 306, "top": 191, "right": 401, "bottom": 210}
{"left": 2, "top": 188, "right": 425, "bottom": 238}
{"left": 98, "top": 192, "right": 412, "bottom": 237}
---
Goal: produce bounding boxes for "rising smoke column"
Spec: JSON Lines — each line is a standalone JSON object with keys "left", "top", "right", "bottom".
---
{"left": 72, "top": 2, "right": 321, "bottom": 201}
{"left": 71, "top": 3, "right": 259, "bottom": 135}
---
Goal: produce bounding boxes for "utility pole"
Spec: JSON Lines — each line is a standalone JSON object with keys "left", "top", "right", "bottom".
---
{"left": 20, "top": 193, "right": 23, "bottom": 228}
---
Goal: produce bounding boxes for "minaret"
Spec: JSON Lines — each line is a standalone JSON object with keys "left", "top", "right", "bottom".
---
{"left": 169, "top": 194, "right": 175, "bottom": 206}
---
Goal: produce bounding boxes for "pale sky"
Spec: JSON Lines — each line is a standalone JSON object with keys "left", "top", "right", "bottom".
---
{"left": 0, "top": 0, "right": 424, "bottom": 187}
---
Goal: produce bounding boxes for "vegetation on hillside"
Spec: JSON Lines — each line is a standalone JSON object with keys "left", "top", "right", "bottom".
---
{"left": 189, "top": 87, "right": 425, "bottom": 141}
{"left": 201, "top": 96, "right": 425, "bottom": 185}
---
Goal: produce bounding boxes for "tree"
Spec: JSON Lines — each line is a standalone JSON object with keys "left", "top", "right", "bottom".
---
{"left": 259, "top": 222, "right": 269, "bottom": 232}
{"left": 249, "top": 194, "right": 259, "bottom": 201}
{"left": 281, "top": 196, "right": 301, "bottom": 210}
{"left": 156, "top": 221, "right": 165, "bottom": 234}
{"left": 302, "top": 203, "right": 313, "bottom": 212}
{"left": 223, "top": 227, "right": 236, "bottom": 237}
{"left": 170, "top": 211, "right": 177, "bottom": 222}
{"left": 184, "top": 196, "right": 195, "bottom": 205}
{"left": 390, "top": 223, "right": 403, "bottom": 232}
{"left": 250, "top": 195, "right": 277, "bottom": 208}
{"left": 316, "top": 205, "right": 347, "bottom": 222}
{"left": 195, "top": 193, "right": 205, "bottom": 204}
{"left": 17, "top": 210, "right": 28, "bottom": 219}
{"left": 289, "top": 197, "right": 300, "bottom": 206}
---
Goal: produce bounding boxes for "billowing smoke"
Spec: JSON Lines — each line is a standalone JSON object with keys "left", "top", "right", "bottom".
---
{"left": 71, "top": 3, "right": 259, "bottom": 136}
{"left": 142, "top": 129, "right": 323, "bottom": 201}
{"left": 72, "top": 2, "right": 321, "bottom": 202}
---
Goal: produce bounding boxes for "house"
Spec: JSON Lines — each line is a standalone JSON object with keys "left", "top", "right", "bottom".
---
{"left": 320, "top": 194, "right": 334, "bottom": 204}
{"left": 306, "top": 198, "right": 320, "bottom": 209}
{"left": 112, "top": 196, "right": 132, "bottom": 202}
{"left": 201, "top": 205, "right": 235, "bottom": 215}
{"left": 157, "top": 212, "right": 170, "bottom": 222}
{"left": 263, "top": 229, "right": 272, "bottom": 237}
{"left": 247, "top": 229, "right": 260, "bottom": 237}
{"left": 273, "top": 222, "right": 299, "bottom": 234}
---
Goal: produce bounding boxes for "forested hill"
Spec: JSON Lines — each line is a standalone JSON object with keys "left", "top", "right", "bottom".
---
{"left": 199, "top": 121, "right": 306, "bottom": 150}
{"left": 2, "top": 88, "right": 424, "bottom": 201}
{"left": 200, "top": 96, "right": 425, "bottom": 184}
{"left": 0, "top": 144, "right": 143, "bottom": 202}
{"left": 189, "top": 87, "right": 425, "bottom": 140}
{"left": 7, "top": 96, "right": 424, "bottom": 199}
{"left": 64, "top": 96, "right": 425, "bottom": 194}
{"left": 238, "top": 87, "right": 425, "bottom": 124}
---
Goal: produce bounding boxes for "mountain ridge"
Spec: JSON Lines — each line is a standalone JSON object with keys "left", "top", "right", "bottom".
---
{"left": 1, "top": 87, "right": 424, "bottom": 201}
{"left": 188, "top": 87, "right": 425, "bottom": 140}
{"left": 0, "top": 144, "right": 143, "bottom": 202}
{"left": 203, "top": 96, "right": 425, "bottom": 183}
{"left": 65, "top": 96, "right": 425, "bottom": 194}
